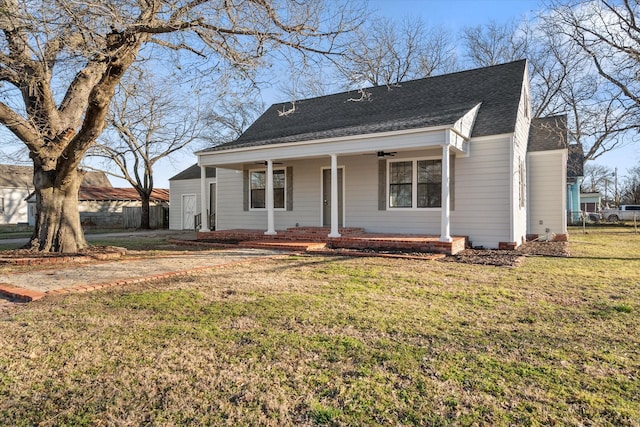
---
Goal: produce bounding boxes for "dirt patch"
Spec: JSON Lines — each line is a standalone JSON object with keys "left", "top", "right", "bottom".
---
{"left": 0, "top": 240, "right": 570, "bottom": 269}
{"left": 0, "top": 246, "right": 127, "bottom": 265}
{"left": 312, "top": 241, "right": 569, "bottom": 267}
{"left": 441, "top": 241, "right": 569, "bottom": 267}
{"left": 516, "top": 241, "right": 570, "bottom": 257}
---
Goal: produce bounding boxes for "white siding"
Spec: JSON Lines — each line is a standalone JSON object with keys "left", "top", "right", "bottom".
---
{"left": 217, "top": 159, "right": 323, "bottom": 230}
{"left": 0, "top": 187, "right": 30, "bottom": 224}
{"left": 527, "top": 150, "right": 567, "bottom": 237}
{"left": 342, "top": 149, "right": 442, "bottom": 232}
{"left": 169, "top": 177, "right": 215, "bottom": 230}
{"left": 511, "top": 73, "right": 532, "bottom": 245}
{"left": 451, "top": 136, "right": 514, "bottom": 248}
{"left": 215, "top": 139, "right": 517, "bottom": 249}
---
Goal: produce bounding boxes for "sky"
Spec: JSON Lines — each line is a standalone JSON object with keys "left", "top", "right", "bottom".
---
{"left": 119, "top": 0, "right": 639, "bottom": 188}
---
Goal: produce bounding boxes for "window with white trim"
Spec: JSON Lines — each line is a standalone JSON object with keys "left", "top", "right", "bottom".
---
{"left": 0, "top": 197, "right": 4, "bottom": 213}
{"left": 389, "top": 161, "right": 412, "bottom": 207}
{"left": 417, "top": 160, "right": 442, "bottom": 208}
{"left": 389, "top": 159, "right": 442, "bottom": 208}
{"left": 250, "top": 169, "right": 285, "bottom": 209}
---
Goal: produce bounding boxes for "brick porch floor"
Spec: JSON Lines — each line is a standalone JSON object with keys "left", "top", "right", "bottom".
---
{"left": 197, "top": 227, "right": 467, "bottom": 255}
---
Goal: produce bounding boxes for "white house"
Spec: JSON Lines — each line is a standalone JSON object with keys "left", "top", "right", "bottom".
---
{"left": 0, "top": 165, "right": 33, "bottom": 225}
{"left": 1, "top": 165, "right": 112, "bottom": 226}
{"left": 183, "top": 60, "right": 567, "bottom": 253}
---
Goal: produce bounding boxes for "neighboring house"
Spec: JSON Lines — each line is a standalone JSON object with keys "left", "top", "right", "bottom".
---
{"left": 169, "top": 164, "right": 216, "bottom": 230}
{"left": 527, "top": 116, "right": 571, "bottom": 235}
{"left": 567, "top": 144, "right": 585, "bottom": 224}
{"left": 27, "top": 187, "right": 169, "bottom": 228}
{"left": 0, "top": 165, "right": 33, "bottom": 225}
{"left": 580, "top": 192, "right": 602, "bottom": 213}
{"left": 192, "top": 60, "right": 567, "bottom": 251}
{"left": 0, "top": 165, "right": 111, "bottom": 225}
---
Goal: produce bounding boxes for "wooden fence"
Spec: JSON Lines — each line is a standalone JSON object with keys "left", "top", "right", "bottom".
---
{"left": 122, "top": 206, "right": 169, "bottom": 229}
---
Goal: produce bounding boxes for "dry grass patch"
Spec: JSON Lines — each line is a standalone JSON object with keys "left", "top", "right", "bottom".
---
{"left": 0, "top": 231, "right": 639, "bottom": 425}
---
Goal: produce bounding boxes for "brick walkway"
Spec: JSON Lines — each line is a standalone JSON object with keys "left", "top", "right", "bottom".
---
{"left": 0, "top": 248, "right": 286, "bottom": 303}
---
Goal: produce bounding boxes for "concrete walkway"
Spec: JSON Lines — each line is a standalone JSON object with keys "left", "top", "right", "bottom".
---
{"left": 0, "top": 248, "right": 287, "bottom": 303}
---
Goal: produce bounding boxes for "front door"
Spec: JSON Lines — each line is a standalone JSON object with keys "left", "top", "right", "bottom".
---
{"left": 182, "top": 194, "right": 196, "bottom": 230}
{"left": 322, "top": 168, "right": 343, "bottom": 227}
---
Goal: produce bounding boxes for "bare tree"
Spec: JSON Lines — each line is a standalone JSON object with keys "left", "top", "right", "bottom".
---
{"left": 620, "top": 166, "right": 640, "bottom": 204}
{"left": 462, "top": 14, "right": 639, "bottom": 163}
{"left": 203, "top": 92, "right": 264, "bottom": 147}
{"left": 542, "top": 0, "right": 640, "bottom": 160}
{"left": 89, "top": 69, "right": 205, "bottom": 229}
{"left": 547, "top": 0, "right": 640, "bottom": 111}
{"left": 461, "top": 20, "right": 530, "bottom": 67}
{"left": 0, "top": 0, "right": 362, "bottom": 252}
{"left": 276, "top": 53, "right": 337, "bottom": 102}
{"left": 581, "top": 163, "right": 614, "bottom": 194}
{"left": 335, "top": 16, "right": 457, "bottom": 87}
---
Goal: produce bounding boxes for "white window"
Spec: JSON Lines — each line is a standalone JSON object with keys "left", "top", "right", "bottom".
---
{"left": 389, "top": 159, "right": 442, "bottom": 208}
{"left": 417, "top": 160, "right": 442, "bottom": 208}
{"left": 250, "top": 169, "right": 285, "bottom": 209}
{"left": 389, "top": 161, "right": 413, "bottom": 208}
{"left": 0, "top": 197, "right": 4, "bottom": 213}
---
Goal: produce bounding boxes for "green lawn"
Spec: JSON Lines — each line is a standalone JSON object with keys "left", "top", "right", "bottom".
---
{"left": 0, "top": 228, "right": 638, "bottom": 426}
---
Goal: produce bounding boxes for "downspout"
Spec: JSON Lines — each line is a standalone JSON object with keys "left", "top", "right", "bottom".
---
{"left": 509, "top": 134, "right": 515, "bottom": 244}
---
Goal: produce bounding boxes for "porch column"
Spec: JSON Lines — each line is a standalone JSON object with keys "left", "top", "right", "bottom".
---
{"left": 265, "top": 159, "right": 277, "bottom": 235}
{"left": 328, "top": 154, "right": 341, "bottom": 238}
{"left": 199, "top": 165, "right": 210, "bottom": 232}
{"left": 440, "top": 143, "right": 452, "bottom": 242}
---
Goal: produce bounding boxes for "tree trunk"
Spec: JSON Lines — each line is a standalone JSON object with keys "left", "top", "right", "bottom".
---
{"left": 28, "top": 166, "right": 87, "bottom": 253}
{"left": 140, "top": 195, "right": 151, "bottom": 229}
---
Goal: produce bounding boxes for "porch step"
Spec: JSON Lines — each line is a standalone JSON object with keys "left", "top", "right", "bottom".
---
{"left": 284, "top": 227, "right": 365, "bottom": 236}
{"left": 238, "top": 240, "right": 327, "bottom": 251}
{"left": 196, "top": 229, "right": 466, "bottom": 255}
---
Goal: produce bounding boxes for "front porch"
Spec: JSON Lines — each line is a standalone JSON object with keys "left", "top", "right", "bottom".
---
{"left": 197, "top": 227, "right": 467, "bottom": 255}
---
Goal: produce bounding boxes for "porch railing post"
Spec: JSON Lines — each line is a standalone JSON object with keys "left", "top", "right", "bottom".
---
{"left": 440, "top": 142, "right": 452, "bottom": 242}
{"left": 328, "top": 154, "right": 341, "bottom": 238}
{"left": 265, "top": 159, "right": 277, "bottom": 235}
{"left": 199, "top": 164, "right": 210, "bottom": 232}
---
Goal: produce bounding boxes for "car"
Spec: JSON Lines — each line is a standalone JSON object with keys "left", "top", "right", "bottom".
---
{"left": 587, "top": 212, "right": 602, "bottom": 223}
{"left": 601, "top": 205, "right": 640, "bottom": 222}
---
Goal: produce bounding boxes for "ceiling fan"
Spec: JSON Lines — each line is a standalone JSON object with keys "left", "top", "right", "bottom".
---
{"left": 254, "top": 161, "right": 284, "bottom": 165}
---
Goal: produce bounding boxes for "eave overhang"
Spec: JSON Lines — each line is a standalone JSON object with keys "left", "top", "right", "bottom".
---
{"left": 197, "top": 103, "right": 482, "bottom": 169}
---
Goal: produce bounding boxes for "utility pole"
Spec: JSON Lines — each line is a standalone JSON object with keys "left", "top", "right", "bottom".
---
{"left": 614, "top": 167, "right": 619, "bottom": 207}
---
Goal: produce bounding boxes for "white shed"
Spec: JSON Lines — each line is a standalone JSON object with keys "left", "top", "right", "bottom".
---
{"left": 169, "top": 164, "right": 216, "bottom": 230}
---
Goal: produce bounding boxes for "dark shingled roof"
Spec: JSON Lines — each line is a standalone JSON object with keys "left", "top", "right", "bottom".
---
{"left": 0, "top": 164, "right": 111, "bottom": 188}
{"left": 0, "top": 165, "right": 32, "bottom": 188}
{"left": 169, "top": 164, "right": 216, "bottom": 181}
{"left": 528, "top": 116, "right": 568, "bottom": 152}
{"left": 81, "top": 171, "right": 112, "bottom": 187}
{"left": 78, "top": 187, "right": 169, "bottom": 202}
{"left": 203, "top": 60, "right": 528, "bottom": 153}
{"left": 528, "top": 115, "right": 583, "bottom": 178}
{"left": 567, "top": 144, "right": 584, "bottom": 179}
